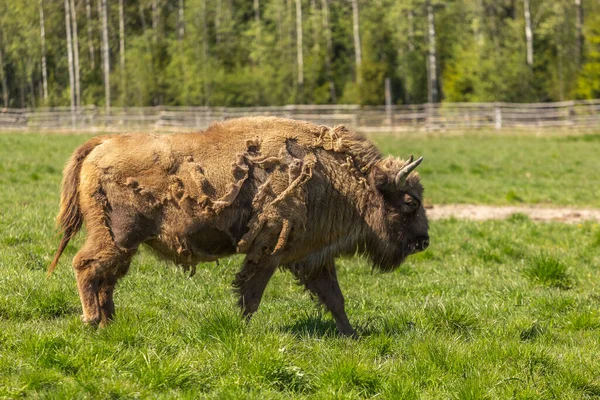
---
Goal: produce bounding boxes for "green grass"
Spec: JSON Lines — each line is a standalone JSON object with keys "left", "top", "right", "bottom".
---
{"left": 523, "top": 252, "right": 572, "bottom": 289}
{"left": 1, "top": 131, "right": 600, "bottom": 398}
{"left": 372, "top": 131, "right": 600, "bottom": 207}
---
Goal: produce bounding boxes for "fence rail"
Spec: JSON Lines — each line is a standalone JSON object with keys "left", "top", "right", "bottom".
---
{"left": 2, "top": 100, "right": 600, "bottom": 132}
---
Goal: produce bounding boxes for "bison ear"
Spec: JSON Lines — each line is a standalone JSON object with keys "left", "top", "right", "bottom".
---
{"left": 370, "top": 158, "right": 398, "bottom": 194}
{"left": 371, "top": 156, "right": 423, "bottom": 194}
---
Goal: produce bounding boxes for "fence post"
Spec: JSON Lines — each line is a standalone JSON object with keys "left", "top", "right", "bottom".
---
{"left": 385, "top": 77, "right": 392, "bottom": 127}
{"left": 91, "top": 105, "right": 97, "bottom": 130}
{"left": 567, "top": 100, "right": 575, "bottom": 126}
{"left": 71, "top": 107, "right": 76, "bottom": 130}
{"left": 425, "top": 103, "right": 434, "bottom": 131}
{"left": 494, "top": 105, "right": 502, "bottom": 130}
{"left": 22, "top": 109, "right": 29, "bottom": 131}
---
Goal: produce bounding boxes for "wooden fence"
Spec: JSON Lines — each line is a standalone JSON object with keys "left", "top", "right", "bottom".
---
{"left": 2, "top": 100, "right": 600, "bottom": 132}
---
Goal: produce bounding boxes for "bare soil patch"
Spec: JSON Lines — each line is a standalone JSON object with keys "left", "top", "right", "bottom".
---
{"left": 427, "top": 204, "right": 600, "bottom": 223}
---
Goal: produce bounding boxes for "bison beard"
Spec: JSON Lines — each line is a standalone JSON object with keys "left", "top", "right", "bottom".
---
{"left": 48, "top": 117, "right": 429, "bottom": 336}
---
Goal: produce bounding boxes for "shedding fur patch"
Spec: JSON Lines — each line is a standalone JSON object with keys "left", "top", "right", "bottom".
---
{"left": 237, "top": 150, "right": 317, "bottom": 262}
{"left": 313, "top": 125, "right": 346, "bottom": 152}
{"left": 211, "top": 153, "right": 250, "bottom": 212}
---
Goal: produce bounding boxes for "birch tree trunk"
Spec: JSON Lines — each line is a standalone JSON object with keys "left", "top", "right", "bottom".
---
{"left": 215, "top": 0, "right": 221, "bottom": 44}
{"left": 178, "top": 0, "right": 185, "bottom": 41}
{"left": 254, "top": 0, "right": 260, "bottom": 24}
{"left": 295, "top": 0, "right": 304, "bottom": 100}
{"left": 101, "top": 0, "right": 110, "bottom": 111}
{"left": 0, "top": 32, "right": 8, "bottom": 107}
{"left": 85, "top": 0, "right": 95, "bottom": 69}
{"left": 201, "top": 0, "right": 208, "bottom": 105}
{"left": 254, "top": 0, "right": 260, "bottom": 45}
{"left": 524, "top": 0, "right": 533, "bottom": 66}
{"left": 427, "top": 1, "right": 438, "bottom": 103}
{"left": 408, "top": 10, "right": 415, "bottom": 52}
{"left": 119, "top": 0, "right": 126, "bottom": 104}
{"left": 200, "top": 0, "right": 207, "bottom": 60}
{"left": 39, "top": 0, "right": 49, "bottom": 101}
{"left": 70, "top": 0, "right": 81, "bottom": 107}
{"left": 473, "top": 0, "right": 484, "bottom": 46}
{"left": 557, "top": 14, "right": 565, "bottom": 101}
{"left": 320, "top": 0, "right": 335, "bottom": 102}
{"left": 350, "top": 0, "right": 362, "bottom": 83}
{"left": 287, "top": 0, "right": 294, "bottom": 82}
{"left": 65, "top": 0, "right": 76, "bottom": 111}
{"left": 152, "top": 0, "right": 158, "bottom": 31}
{"left": 97, "top": 0, "right": 103, "bottom": 71}
{"left": 575, "top": 0, "right": 583, "bottom": 66}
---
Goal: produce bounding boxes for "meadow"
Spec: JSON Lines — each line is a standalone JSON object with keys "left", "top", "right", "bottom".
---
{"left": 1, "top": 131, "right": 600, "bottom": 398}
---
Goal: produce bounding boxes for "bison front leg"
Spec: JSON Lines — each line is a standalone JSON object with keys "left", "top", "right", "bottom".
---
{"left": 233, "top": 257, "right": 279, "bottom": 319}
{"left": 293, "top": 259, "right": 356, "bottom": 337}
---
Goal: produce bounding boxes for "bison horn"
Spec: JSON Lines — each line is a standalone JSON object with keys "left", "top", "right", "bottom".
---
{"left": 395, "top": 156, "right": 423, "bottom": 187}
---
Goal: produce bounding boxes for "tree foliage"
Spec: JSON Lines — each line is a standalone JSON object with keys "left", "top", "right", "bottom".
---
{"left": 0, "top": 0, "right": 598, "bottom": 108}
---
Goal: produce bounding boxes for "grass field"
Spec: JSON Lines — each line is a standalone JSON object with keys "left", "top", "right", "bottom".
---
{"left": 1, "top": 131, "right": 600, "bottom": 398}
{"left": 372, "top": 131, "right": 600, "bottom": 207}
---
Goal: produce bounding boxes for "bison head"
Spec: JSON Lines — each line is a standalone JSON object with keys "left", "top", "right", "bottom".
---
{"left": 367, "top": 155, "right": 429, "bottom": 271}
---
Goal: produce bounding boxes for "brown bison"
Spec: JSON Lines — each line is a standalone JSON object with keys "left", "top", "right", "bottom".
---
{"left": 48, "top": 117, "right": 429, "bottom": 336}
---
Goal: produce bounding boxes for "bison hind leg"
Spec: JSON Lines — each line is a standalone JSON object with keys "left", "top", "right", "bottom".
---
{"left": 96, "top": 253, "right": 135, "bottom": 327}
{"left": 72, "top": 239, "right": 135, "bottom": 326}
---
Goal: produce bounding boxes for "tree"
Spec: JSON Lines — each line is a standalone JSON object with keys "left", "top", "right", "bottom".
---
{"left": 350, "top": 0, "right": 362, "bottom": 83}
{"left": 85, "top": 0, "right": 95, "bottom": 69}
{"left": 575, "top": 0, "right": 583, "bottom": 65}
{"left": 576, "top": 11, "right": 600, "bottom": 98}
{"left": 65, "top": 0, "right": 76, "bottom": 111}
{"left": 426, "top": 1, "right": 438, "bottom": 103}
{"left": 101, "top": 0, "right": 110, "bottom": 111}
{"left": 320, "top": 0, "right": 335, "bottom": 101}
{"left": 178, "top": 0, "right": 185, "bottom": 41}
{"left": 39, "top": 0, "right": 48, "bottom": 101}
{"left": 0, "top": 30, "right": 7, "bottom": 107}
{"left": 524, "top": 0, "right": 533, "bottom": 66}
{"left": 254, "top": 0, "right": 260, "bottom": 35}
{"left": 215, "top": 0, "right": 221, "bottom": 44}
{"left": 295, "top": 0, "right": 304, "bottom": 100}
{"left": 119, "top": 0, "right": 126, "bottom": 104}
{"left": 0, "top": 0, "right": 595, "bottom": 109}
{"left": 70, "top": 0, "right": 81, "bottom": 107}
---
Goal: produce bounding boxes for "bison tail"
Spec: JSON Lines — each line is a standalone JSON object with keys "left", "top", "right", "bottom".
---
{"left": 47, "top": 137, "right": 105, "bottom": 277}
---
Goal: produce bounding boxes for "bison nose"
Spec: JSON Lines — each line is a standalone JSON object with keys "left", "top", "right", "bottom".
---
{"left": 416, "top": 236, "right": 429, "bottom": 251}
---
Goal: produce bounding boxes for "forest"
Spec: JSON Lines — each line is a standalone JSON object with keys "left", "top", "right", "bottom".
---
{"left": 0, "top": 0, "right": 599, "bottom": 109}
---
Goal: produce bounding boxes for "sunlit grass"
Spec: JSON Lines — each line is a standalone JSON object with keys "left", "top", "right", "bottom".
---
{"left": 523, "top": 252, "right": 572, "bottom": 289}
{"left": 1, "top": 131, "right": 600, "bottom": 397}
{"left": 371, "top": 130, "right": 600, "bottom": 207}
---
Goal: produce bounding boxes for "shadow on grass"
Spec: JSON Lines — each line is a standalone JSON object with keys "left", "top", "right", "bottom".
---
{"left": 356, "top": 318, "right": 418, "bottom": 338}
{"left": 281, "top": 314, "right": 417, "bottom": 339}
{"left": 280, "top": 315, "right": 338, "bottom": 338}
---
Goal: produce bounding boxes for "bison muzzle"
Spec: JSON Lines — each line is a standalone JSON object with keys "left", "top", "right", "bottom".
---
{"left": 48, "top": 117, "right": 429, "bottom": 336}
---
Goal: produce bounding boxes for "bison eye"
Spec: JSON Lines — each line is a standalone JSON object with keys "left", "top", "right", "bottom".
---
{"left": 402, "top": 193, "right": 420, "bottom": 212}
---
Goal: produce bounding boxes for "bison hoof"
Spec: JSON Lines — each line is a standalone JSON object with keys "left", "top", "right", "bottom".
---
{"left": 338, "top": 328, "right": 358, "bottom": 339}
{"left": 80, "top": 314, "right": 101, "bottom": 327}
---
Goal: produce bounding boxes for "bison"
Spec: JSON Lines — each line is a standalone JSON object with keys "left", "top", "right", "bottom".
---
{"left": 48, "top": 116, "right": 429, "bottom": 336}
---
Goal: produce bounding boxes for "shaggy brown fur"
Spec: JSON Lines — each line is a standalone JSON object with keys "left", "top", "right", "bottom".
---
{"left": 49, "top": 116, "right": 429, "bottom": 335}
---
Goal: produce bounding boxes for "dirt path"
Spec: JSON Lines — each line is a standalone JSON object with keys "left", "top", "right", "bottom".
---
{"left": 427, "top": 204, "right": 600, "bottom": 223}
